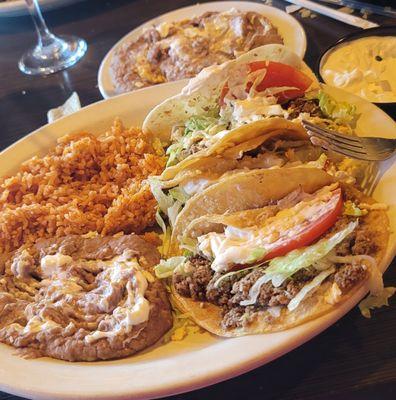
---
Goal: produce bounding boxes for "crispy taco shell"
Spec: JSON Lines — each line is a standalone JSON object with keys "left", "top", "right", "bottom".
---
{"left": 172, "top": 184, "right": 389, "bottom": 336}
{"left": 171, "top": 167, "right": 334, "bottom": 253}
{"left": 160, "top": 118, "right": 308, "bottom": 183}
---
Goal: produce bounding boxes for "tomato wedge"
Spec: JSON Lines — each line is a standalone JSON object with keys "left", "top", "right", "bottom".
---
{"left": 219, "top": 61, "right": 313, "bottom": 105}
{"left": 262, "top": 188, "right": 343, "bottom": 261}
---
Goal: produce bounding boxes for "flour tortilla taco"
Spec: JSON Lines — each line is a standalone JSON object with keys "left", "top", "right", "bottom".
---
{"left": 144, "top": 44, "right": 357, "bottom": 186}
{"left": 155, "top": 168, "right": 389, "bottom": 336}
{"left": 143, "top": 44, "right": 317, "bottom": 143}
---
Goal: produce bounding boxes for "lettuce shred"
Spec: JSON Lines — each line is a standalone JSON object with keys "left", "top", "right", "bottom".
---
{"left": 264, "top": 221, "right": 357, "bottom": 287}
{"left": 288, "top": 267, "right": 335, "bottom": 311}
{"left": 184, "top": 115, "right": 219, "bottom": 136}
{"left": 154, "top": 256, "right": 186, "bottom": 279}
{"left": 169, "top": 187, "right": 190, "bottom": 203}
{"left": 149, "top": 177, "right": 190, "bottom": 235}
{"left": 148, "top": 177, "right": 173, "bottom": 214}
{"left": 317, "top": 91, "right": 357, "bottom": 124}
{"left": 245, "top": 248, "right": 267, "bottom": 264}
{"left": 358, "top": 287, "right": 396, "bottom": 318}
{"left": 165, "top": 143, "right": 182, "bottom": 167}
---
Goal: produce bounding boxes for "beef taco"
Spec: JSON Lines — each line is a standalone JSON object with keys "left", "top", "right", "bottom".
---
{"left": 155, "top": 168, "right": 389, "bottom": 336}
{"left": 143, "top": 44, "right": 357, "bottom": 183}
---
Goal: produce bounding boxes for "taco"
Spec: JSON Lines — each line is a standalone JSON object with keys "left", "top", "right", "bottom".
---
{"left": 156, "top": 168, "right": 389, "bottom": 336}
{"left": 143, "top": 44, "right": 357, "bottom": 182}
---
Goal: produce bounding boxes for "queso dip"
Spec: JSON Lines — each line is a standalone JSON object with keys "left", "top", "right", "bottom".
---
{"left": 321, "top": 36, "right": 396, "bottom": 103}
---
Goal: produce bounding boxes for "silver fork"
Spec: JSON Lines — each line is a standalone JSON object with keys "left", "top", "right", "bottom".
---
{"left": 302, "top": 120, "right": 396, "bottom": 161}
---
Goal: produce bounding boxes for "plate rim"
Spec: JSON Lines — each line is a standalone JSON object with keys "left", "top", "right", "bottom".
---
{"left": 0, "top": 85, "right": 395, "bottom": 400}
{"left": 97, "top": 0, "right": 307, "bottom": 99}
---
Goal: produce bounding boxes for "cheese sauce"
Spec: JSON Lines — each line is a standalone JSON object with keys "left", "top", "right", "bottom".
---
{"left": 321, "top": 36, "right": 396, "bottom": 103}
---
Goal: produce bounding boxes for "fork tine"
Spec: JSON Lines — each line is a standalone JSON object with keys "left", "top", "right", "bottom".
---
{"left": 303, "top": 123, "right": 364, "bottom": 149}
{"left": 309, "top": 135, "right": 378, "bottom": 160}
{"left": 302, "top": 120, "right": 362, "bottom": 145}
{"left": 302, "top": 120, "right": 396, "bottom": 161}
{"left": 307, "top": 129, "right": 367, "bottom": 154}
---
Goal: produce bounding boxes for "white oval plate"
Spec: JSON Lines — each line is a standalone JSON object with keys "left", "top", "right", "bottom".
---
{"left": 98, "top": 1, "right": 307, "bottom": 99}
{"left": 0, "top": 82, "right": 395, "bottom": 400}
{"left": 0, "top": 0, "right": 83, "bottom": 17}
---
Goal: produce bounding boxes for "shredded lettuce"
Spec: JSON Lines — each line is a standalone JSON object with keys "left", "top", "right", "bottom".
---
{"left": 343, "top": 200, "right": 367, "bottom": 217}
{"left": 184, "top": 115, "right": 219, "bottom": 136}
{"left": 148, "top": 177, "right": 173, "bottom": 214}
{"left": 245, "top": 248, "right": 267, "bottom": 264}
{"left": 359, "top": 287, "right": 396, "bottom": 318}
{"left": 168, "top": 200, "right": 183, "bottom": 228}
{"left": 180, "top": 237, "right": 198, "bottom": 254}
{"left": 213, "top": 264, "right": 260, "bottom": 289}
{"left": 158, "top": 227, "right": 172, "bottom": 257}
{"left": 317, "top": 91, "right": 357, "bottom": 124}
{"left": 154, "top": 256, "right": 186, "bottom": 279}
{"left": 155, "top": 210, "right": 167, "bottom": 235}
{"left": 169, "top": 187, "right": 190, "bottom": 203}
{"left": 149, "top": 178, "right": 189, "bottom": 233}
{"left": 288, "top": 267, "right": 335, "bottom": 311}
{"left": 264, "top": 221, "right": 358, "bottom": 287}
{"left": 165, "top": 143, "right": 182, "bottom": 167}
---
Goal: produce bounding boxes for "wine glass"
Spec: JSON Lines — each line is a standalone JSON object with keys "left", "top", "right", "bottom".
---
{"left": 19, "top": 0, "right": 87, "bottom": 76}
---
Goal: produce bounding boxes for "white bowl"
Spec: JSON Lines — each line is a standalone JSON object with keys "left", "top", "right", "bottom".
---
{"left": 98, "top": 1, "right": 307, "bottom": 99}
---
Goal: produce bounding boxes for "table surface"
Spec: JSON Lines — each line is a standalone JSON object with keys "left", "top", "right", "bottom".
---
{"left": 0, "top": 0, "right": 395, "bottom": 399}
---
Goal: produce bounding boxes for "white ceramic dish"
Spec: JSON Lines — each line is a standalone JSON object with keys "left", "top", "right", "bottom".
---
{"left": 97, "top": 1, "right": 307, "bottom": 99}
{"left": 0, "top": 82, "right": 395, "bottom": 400}
{"left": 0, "top": 0, "right": 83, "bottom": 17}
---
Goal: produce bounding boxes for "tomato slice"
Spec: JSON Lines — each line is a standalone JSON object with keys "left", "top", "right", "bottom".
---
{"left": 219, "top": 61, "right": 313, "bottom": 105}
{"left": 262, "top": 188, "right": 343, "bottom": 261}
{"left": 249, "top": 61, "right": 312, "bottom": 103}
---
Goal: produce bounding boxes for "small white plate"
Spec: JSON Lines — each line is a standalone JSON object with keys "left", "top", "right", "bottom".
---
{"left": 0, "top": 80, "right": 395, "bottom": 400}
{"left": 0, "top": 0, "right": 83, "bottom": 17}
{"left": 98, "top": 1, "right": 307, "bottom": 99}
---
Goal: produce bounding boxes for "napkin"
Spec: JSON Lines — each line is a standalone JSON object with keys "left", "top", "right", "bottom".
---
{"left": 47, "top": 92, "right": 81, "bottom": 123}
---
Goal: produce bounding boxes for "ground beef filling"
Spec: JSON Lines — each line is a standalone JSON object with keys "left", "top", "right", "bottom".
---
{"left": 286, "top": 97, "right": 326, "bottom": 120}
{"left": 173, "top": 216, "right": 371, "bottom": 330}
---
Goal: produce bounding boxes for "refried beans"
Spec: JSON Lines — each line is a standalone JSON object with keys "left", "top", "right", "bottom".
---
{"left": 0, "top": 234, "right": 172, "bottom": 361}
{"left": 111, "top": 9, "right": 283, "bottom": 93}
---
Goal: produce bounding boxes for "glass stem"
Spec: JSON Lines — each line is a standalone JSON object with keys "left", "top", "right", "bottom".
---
{"left": 25, "top": 0, "right": 56, "bottom": 47}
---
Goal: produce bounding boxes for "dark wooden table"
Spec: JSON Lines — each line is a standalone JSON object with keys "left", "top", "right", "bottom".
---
{"left": 0, "top": 0, "right": 395, "bottom": 399}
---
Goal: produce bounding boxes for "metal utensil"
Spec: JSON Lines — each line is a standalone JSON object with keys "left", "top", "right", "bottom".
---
{"left": 319, "top": 0, "right": 396, "bottom": 18}
{"left": 284, "top": 0, "right": 378, "bottom": 29}
{"left": 302, "top": 120, "right": 396, "bottom": 161}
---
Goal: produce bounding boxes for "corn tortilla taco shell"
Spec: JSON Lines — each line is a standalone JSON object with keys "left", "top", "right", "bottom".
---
{"left": 171, "top": 167, "right": 334, "bottom": 253}
{"left": 171, "top": 183, "right": 389, "bottom": 337}
{"left": 160, "top": 118, "right": 308, "bottom": 183}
